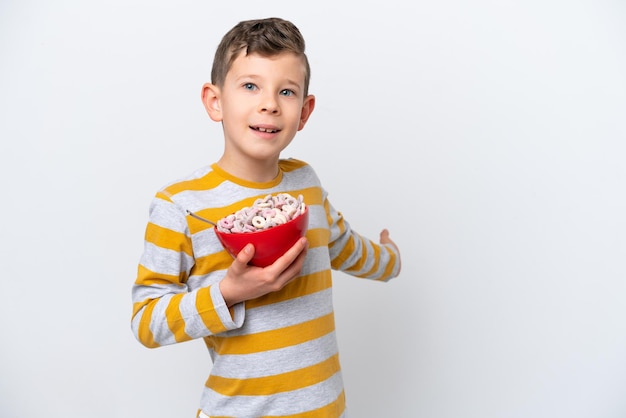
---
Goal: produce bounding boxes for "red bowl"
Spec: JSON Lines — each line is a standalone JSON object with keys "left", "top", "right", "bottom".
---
{"left": 214, "top": 207, "right": 309, "bottom": 267}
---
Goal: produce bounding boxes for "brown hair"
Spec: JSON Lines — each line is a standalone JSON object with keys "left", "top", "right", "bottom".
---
{"left": 211, "top": 17, "right": 311, "bottom": 95}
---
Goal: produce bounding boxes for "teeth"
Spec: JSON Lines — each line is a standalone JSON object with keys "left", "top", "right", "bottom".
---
{"left": 257, "top": 127, "right": 277, "bottom": 133}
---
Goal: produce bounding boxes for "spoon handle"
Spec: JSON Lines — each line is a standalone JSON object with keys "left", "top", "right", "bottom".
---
{"left": 186, "top": 210, "right": 217, "bottom": 226}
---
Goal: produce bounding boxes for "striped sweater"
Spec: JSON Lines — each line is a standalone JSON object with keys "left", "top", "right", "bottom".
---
{"left": 131, "top": 158, "right": 401, "bottom": 417}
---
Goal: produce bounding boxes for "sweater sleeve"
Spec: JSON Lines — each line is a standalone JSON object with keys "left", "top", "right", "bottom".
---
{"left": 324, "top": 194, "right": 401, "bottom": 282}
{"left": 130, "top": 193, "right": 244, "bottom": 348}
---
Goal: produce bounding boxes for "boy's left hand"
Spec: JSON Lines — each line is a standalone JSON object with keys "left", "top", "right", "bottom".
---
{"left": 380, "top": 229, "right": 401, "bottom": 274}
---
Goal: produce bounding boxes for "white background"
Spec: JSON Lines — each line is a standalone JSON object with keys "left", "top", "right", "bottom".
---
{"left": 1, "top": 1, "right": 625, "bottom": 417}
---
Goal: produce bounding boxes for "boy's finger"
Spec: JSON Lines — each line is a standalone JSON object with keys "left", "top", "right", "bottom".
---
{"left": 234, "top": 244, "right": 256, "bottom": 267}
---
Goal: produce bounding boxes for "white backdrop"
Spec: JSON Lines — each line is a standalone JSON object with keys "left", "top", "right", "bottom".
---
{"left": 1, "top": 1, "right": 625, "bottom": 417}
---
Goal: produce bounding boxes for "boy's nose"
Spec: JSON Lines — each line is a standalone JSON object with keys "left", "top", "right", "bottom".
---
{"left": 259, "top": 95, "right": 280, "bottom": 114}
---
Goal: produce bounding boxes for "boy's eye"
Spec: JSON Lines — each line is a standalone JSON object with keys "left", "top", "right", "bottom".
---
{"left": 243, "top": 83, "right": 257, "bottom": 91}
{"left": 280, "top": 89, "right": 295, "bottom": 97}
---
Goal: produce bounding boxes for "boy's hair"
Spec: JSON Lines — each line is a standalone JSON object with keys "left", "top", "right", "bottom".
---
{"left": 211, "top": 17, "right": 311, "bottom": 95}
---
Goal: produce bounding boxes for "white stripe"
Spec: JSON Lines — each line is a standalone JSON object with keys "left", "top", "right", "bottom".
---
{"left": 221, "top": 287, "right": 334, "bottom": 337}
{"left": 148, "top": 293, "right": 178, "bottom": 344}
{"left": 189, "top": 227, "right": 223, "bottom": 259}
{"left": 210, "top": 331, "right": 339, "bottom": 378}
{"left": 149, "top": 197, "right": 188, "bottom": 231}
{"left": 140, "top": 242, "right": 194, "bottom": 277}
{"left": 199, "top": 371, "right": 344, "bottom": 416}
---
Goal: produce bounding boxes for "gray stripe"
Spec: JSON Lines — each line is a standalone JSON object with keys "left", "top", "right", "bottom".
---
{"left": 199, "top": 371, "right": 345, "bottom": 416}
{"left": 210, "top": 331, "right": 339, "bottom": 378}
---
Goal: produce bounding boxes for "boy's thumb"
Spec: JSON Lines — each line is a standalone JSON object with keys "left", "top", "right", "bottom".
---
{"left": 236, "top": 243, "right": 255, "bottom": 264}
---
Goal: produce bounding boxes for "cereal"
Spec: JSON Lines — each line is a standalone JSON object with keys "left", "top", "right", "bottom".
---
{"left": 216, "top": 193, "right": 306, "bottom": 234}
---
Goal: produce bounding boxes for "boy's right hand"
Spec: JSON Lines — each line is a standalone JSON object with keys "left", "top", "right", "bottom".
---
{"left": 219, "top": 237, "right": 308, "bottom": 307}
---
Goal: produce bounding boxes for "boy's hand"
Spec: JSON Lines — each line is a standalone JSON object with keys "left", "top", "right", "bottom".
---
{"left": 380, "top": 229, "right": 401, "bottom": 274}
{"left": 219, "top": 237, "right": 309, "bottom": 307}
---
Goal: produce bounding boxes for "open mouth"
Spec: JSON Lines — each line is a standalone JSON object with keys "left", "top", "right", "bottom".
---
{"left": 252, "top": 126, "right": 280, "bottom": 134}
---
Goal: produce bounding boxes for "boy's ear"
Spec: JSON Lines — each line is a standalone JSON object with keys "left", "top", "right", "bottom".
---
{"left": 201, "top": 83, "right": 223, "bottom": 122}
{"left": 298, "top": 94, "right": 316, "bottom": 131}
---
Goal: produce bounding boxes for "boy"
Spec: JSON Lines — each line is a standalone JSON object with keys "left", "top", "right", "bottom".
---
{"left": 131, "top": 17, "right": 401, "bottom": 417}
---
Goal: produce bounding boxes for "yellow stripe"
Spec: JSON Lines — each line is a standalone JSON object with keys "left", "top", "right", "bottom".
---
{"left": 137, "top": 302, "right": 159, "bottom": 348}
{"left": 344, "top": 235, "right": 368, "bottom": 273}
{"left": 193, "top": 251, "right": 234, "bottom": 275}
{"left": 145, "top": 222, "right": 193, "bottom": 256}
{"left": 165, "top": 294, "right": 192, "bottom": 343}
{"left": 245, "top": 270, "right": 332, "bottom": 309}
{"left": 210, "top": 312, "right": 335, "bottom": 355}
{"left": 156, "top": 160, "right": 317, "bottom": 200}
{"left": 327, "top": 212, "right": 347, "bottom": 241}
{"left": 163, "top": 171, "right": 226, "bottom": 195}
{"left": 208, "top": 353, "right": 341, "bottom": 396}
{"left": 266, "top": 390, "right": 345, "bottom": 418}
{"left": 330, "top": 233, "right": 356, "bottom": 269}
{"left": 278, "top": 158, "right": 307, "bottom": 172}
{"left": 196, "top": 286, "right": 230, "bottom": 335}
{"left": 298, "top": 186, "right": 324, "bottom": 206}
{"left": 135, "top": 264, "right": 188, "bottom": 287}
{"left": 133, "top": 264, "right": 187, "bottom": 319}
{"left": 155, "top": 190, "right": 171, "bottom": 201}
{"left": 187, "top": 214, "right": 215, "bottom": 235}
{"left": 306, "top": 227, "right": 329, "bottom": 249}
{"left": 131, "top": 301, "right": 145, "bottom": 318}
{"left": 379, "top": 245, "right": 398, "bottom": 280}
{"left": 360, "top": 241, "right": 382, "bottom": 277}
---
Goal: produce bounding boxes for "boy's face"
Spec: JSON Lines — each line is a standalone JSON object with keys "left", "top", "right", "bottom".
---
{"left": 204, "top": 51, "right": 315, "bottom": 176}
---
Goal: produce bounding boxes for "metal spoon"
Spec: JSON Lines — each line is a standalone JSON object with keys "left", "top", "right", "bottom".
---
{"left": 186, "top": 210, "right": 217, "bottom": 227}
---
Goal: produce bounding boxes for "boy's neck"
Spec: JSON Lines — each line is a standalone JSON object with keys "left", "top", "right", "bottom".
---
{"left": 216, "top": 156, "right": 280, "bottom": 183}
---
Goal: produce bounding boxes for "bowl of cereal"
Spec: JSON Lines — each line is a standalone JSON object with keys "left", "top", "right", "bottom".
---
{"left": 212, "top": 193, "right": 309, "bottom": 267}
